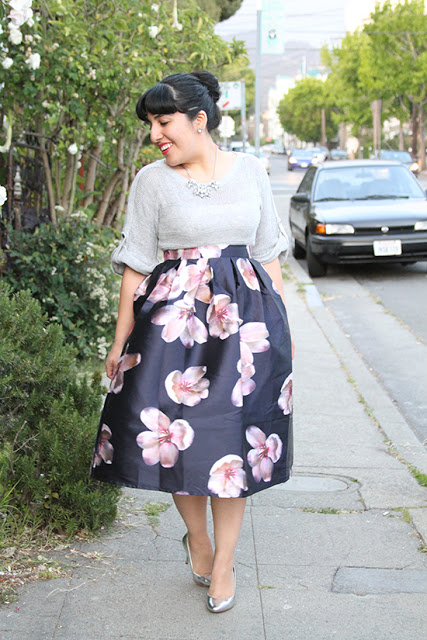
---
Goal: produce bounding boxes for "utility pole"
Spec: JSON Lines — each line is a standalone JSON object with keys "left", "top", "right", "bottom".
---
{"left": 255, "top": 1, "right": 262, "bottom": 157}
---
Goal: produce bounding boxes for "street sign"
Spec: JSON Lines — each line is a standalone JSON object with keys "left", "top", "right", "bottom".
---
{"left": 218, "top": 115, "right": 235, "bottom": 138}
{"left": 219, "top": 81, "right": 242, "bottom": 110}
{"left": 261, "top": 0, "right": 285, "bottom": 55}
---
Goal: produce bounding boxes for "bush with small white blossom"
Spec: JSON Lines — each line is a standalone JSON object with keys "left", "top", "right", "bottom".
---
{"left": 3, "top": 213, "right": 120, "bottom": 359}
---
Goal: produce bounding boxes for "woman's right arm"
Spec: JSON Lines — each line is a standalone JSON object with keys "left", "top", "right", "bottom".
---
{"left": 105, "top": 266, "right": 146, "bottom": 379}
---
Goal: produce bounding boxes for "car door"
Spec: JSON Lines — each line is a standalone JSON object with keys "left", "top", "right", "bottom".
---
{"left": 289, "top": 167, "right": 317, "bottom": 244}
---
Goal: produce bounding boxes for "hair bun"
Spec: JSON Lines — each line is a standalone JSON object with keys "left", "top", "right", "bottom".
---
{"left": 190, "top": 71, "right": 221, "bottom": 103}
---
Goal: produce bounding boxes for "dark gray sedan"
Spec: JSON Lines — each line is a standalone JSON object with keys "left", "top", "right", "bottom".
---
{"left": 289, "top": 160, "right": 427, "bottom": 277}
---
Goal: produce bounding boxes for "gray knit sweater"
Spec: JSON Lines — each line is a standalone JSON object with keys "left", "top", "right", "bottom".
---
{"left": 111, "top": 152, "right": 289, "bottom": 275}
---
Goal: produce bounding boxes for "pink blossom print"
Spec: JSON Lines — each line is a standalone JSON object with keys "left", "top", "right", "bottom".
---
{"left": 199, "top": 244, "right": 228, "bottom": 258}
{"left": 93, "top": 424, "right": 114, "bottom": 467}
{"left": 109, "top": 346, "right": 141, "bottom": 394}
{"left": 208, "top": 455, "right": 248, "bottom": 497}
{"left": 151, "top": 299, "right": 208, "bottom": 348}
{"left": 137, "top": 407, "right": 195, "bottom": 468}
{"left": 147, "top": 267, "right": 183, "bottom": 302}
{"left": 246, "top": 426, "right": 283, "bottom": 482}
{"left": 231, "top": 322, "right": 270, "bottom": 406}
{"left": 237, "top": 258, "right": 260, "bottom": 291}
{"left": 206, "top": 294, "right": 242, "bottom": 339}
{"left": 134, "top": 275, "right": 151, "bottom": 301}
{"left": 278, "top": 373, "right": 293, "bottom": 415}
{"left": 181, "top": 258, "right": 213, "bottom": 304}
{"left": 231, "top": 360, "right": 256, "bottom": 407}
{"left": 165, "top": 366, "right": 210, "bottom": 406}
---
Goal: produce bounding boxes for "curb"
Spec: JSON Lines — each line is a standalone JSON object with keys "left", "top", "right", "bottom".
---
{"left": 285, "top": 256, "right": 427, "bottom": 477}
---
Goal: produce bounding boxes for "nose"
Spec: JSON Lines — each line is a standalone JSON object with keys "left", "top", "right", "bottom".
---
{"left": 150, "top": 123, "right": 162, "bottom": 144}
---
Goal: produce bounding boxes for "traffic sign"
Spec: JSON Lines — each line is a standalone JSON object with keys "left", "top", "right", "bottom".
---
{"left": 218, "top": 115, "right": 235, "bottom": 138}
{"left": 219, "top": 82, "right": 242, "bottom": 111}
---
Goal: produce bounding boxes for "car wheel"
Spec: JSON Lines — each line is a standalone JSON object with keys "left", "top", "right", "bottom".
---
{"left": 306, "top": 234, "right": 327, "bottom": 277}
{"left": 287, "top": 165, "right": 293, "bottom": 171}
{"left": 292, "top": 236, "right": 305, "bottom": 259}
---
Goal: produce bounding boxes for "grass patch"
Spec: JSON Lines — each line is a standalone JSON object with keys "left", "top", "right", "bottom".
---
{"left": 300, "top": 508, "right": 356, "bottom": 515}
{"left": 399, "top": 508, "right": 412, "bottom": 524}
{"left": 141, "top": 502, "right": 171, "bottom": 531}
{"left": 258, "top": 584, "right": 276, "bottom": 589}
{"left": 408, "top": 466, "right": 427, "bottom": 487}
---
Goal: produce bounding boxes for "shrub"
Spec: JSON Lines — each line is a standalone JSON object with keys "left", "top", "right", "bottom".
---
{"left": 2, "top": 213, "right": 120, "bottom": 359}
{"left": 0, "top": 283, "right": 121, "bottom": 537}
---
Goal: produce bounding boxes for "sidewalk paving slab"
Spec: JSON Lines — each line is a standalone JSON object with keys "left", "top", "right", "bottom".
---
{"left": 1, "top": 252, "right": 426, "bottom": 640}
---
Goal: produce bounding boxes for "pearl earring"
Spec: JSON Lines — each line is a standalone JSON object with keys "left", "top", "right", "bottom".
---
{"left": 198, "top": 128, "right": 203, "bottom": 134}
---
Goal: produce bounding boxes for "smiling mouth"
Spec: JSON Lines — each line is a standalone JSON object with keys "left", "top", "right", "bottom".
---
{"left": 160, "top": 143, "right": 172, "bottom": 155}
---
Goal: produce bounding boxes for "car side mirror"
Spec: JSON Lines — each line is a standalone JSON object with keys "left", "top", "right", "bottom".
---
{"left": 291, "top": 192, "right": 310, "bottom": 203}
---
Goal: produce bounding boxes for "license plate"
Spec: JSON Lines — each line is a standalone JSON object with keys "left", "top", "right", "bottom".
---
{"left": 301, "top": 162, "right": 308, "bottom": 168}
{"left": 373, "top": 239, "right": 402, "bottom": 256}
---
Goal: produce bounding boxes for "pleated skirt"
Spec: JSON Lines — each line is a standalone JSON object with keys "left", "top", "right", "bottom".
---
{"left": 91, "top": 245, "right": 293, "bottom": 498}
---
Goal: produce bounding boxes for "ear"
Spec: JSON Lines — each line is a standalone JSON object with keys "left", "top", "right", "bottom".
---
{"left": 194, "top": 110, "right": 208, "bottom": 131}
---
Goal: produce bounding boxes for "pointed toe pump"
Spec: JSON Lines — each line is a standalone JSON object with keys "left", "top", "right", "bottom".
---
{"left": 206, "top": 567, "right": 236, "bottom": 613}
{"left": 182, "top": 533, "right": 211, "bottom": 587}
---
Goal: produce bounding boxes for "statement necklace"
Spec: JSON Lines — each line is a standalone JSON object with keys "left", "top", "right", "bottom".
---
{"left": 182, "top": 147, "right": 219, "bottom": 198}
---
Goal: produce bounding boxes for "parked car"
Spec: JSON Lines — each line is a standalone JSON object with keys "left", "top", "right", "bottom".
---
{"left": 330, "top": 149, "right": 349, "bottom": 161}
{"left": 289, "top": 160, "right": 427, "bottom": 277}
{"left": 288, "top": 149, "right": 320, "bottom": 171}
{"left": 244, "top": 148, "right": 271, "bottom": 174}
{"left": 378, "top": 150, "right": 419, "bottom": 174}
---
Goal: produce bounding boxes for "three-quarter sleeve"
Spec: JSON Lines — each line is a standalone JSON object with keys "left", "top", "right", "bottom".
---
{"left": 250, "top": 160, "right": 289, "bottom": 265}
{"left": 111, "top": 167, "right": 160, "bottom": 276}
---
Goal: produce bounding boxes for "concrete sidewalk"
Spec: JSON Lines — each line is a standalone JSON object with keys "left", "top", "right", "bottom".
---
{"left": 1, "top": 257, "right": 426, "bottom": 640}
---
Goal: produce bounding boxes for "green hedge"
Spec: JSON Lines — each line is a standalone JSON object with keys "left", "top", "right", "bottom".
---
{"left": 0, "top": 284, "right": 120, "bottom": 536}
{"left": 3, "top": 213, "right": 120, "bottom": 359}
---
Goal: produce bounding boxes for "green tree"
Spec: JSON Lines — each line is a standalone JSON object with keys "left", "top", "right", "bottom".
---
{"left": 195, "top": 0, "right": 243, "bottom": 22}
{"left": 321, "top": 31, "right": 374, "bottom": 136}
{"left": 361, "top": 0, "right": 427, "bottom": 166}
{"left": 0, "top": 0, "right": 246, "bottom": 226}
{"left": 277, "top": 77, "right": 335, "bottom": 144}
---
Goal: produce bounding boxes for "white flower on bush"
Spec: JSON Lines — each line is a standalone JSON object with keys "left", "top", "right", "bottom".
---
{"left": 8, "top": 26, "right": 23, "bottom": 44}
{"left": 2, "top": 57, "right": 14, "bottom": 69}
{"left": 26, "top": 52, "right": 40, "bottom": 70}
{"left": 148, "top": 25, "right": 159, "bottom": 38}
{"left": 8, "top": 0, "right": 33, "bottom": 28}
{"left": 0, "top": 186, "right": 7, "bottom": 207}
{"left": 151, "top": 3, "right": 159, "bottom": 12}
{"left": 67, "top": 143, "right": 79, "bottom": 155}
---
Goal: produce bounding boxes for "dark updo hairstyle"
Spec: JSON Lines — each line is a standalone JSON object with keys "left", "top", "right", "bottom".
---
{"left": 136, "top": 71, "right": 222, "bottom": 132}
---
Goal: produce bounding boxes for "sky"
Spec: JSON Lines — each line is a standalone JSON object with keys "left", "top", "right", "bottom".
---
{"left": 215, "top": 0, "right": 379, "bottom": 52}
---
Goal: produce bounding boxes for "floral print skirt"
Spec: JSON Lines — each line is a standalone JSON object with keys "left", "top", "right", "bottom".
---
{"left": 91, "top": 245, "right": 293, "bottom": 498}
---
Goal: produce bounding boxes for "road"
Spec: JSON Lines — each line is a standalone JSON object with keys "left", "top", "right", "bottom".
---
{"left": 269, "top": 154, "right": 427, "bottom": 447}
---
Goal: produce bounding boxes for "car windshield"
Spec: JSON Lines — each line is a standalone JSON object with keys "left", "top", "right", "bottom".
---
{"left": 293, "top": 150, "right": 314, "bottom": 157}
{"left": 313, "top": 165, "right": 425, "bottom": 201}
{"left": 380, "top": 151, "right": 412, "bottom": 162}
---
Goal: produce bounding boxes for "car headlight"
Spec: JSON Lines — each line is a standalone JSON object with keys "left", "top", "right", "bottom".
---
{"left": 289, "top": 156, "right": 296, "bottom": 163}
{"left": 324, "top": 224, "right": 355, "bottom": 235}
{"left": 410, "top": 162, "right": 419, "bottom": 172}
{"left": 312, "top": 157, "right": 319, "bottom": 165}
{"left": 414, "top": 221, "right": 427, "bottom": 231}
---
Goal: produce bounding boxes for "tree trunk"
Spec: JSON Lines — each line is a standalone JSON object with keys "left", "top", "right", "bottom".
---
{"left": 37, "top": 125, "right": 57, "bottom": 224}
{"left": 67, "top": 154, "right": 80, "bottom": 216}
{"left": 83, "top": 139, "right": 104, "bottom": 207}
{"left": 339, "top": 122, "right": 347, "bottom": 150}
{"left": 61, "top": 153, "right": 74, "bottom": 213}
{"left": 95, "top": 170, "right": 123, "bottom": 226}
{"left": 418, "top": 103, "right": 426, "bottom": 170}
{"left": 320, "top": 108, "right": 327, "bottom": 146}
{"left": 411, "top": 102, "right": 418, "bottom": 157}
{"left": 398, "top": 122, "right": 404, "bottom": 151}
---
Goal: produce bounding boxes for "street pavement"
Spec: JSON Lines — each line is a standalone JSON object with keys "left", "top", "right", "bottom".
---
{"left": 1, "top": 255, "right": 426, "bottom": 640}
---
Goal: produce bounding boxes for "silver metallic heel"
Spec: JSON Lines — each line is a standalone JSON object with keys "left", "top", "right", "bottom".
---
{"left": 182, "top": 532, "right": 211, "bottom": 587}
{"left": 206, "top": 567, "right": 236, "bottom": 613}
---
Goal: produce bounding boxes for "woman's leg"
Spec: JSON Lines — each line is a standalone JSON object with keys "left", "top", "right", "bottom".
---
{"left": 173, "top": 494, "right": 214, "bottom": 577}
{"left": 209, "top": 497, "right": 247, "bottom": 598}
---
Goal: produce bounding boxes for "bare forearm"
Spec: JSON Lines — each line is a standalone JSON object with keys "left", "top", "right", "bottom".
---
{"left": 262, "top": 258, "right": 287, "bottom": 307}
{"left": 113, "top": 266, "right": 146, "bottom": 350}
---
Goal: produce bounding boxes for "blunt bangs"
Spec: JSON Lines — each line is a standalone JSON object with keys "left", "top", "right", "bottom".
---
{"left": 136, "top": 83, "right": 179, "bottom": 122}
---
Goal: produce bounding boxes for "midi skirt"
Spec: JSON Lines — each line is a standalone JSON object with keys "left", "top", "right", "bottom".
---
{"left": 91, "top": 245, "right": 293, "bottom": 498}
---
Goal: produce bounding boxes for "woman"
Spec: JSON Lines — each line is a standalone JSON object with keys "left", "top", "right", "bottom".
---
{"left": 92, "top": 71, "right": 293, "bottom": 614}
